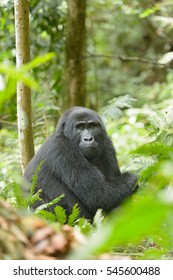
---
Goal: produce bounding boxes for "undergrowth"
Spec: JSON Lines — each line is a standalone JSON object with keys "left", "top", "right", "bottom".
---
{"left": 0, "top": 98, "right": 173, "bottom": 259}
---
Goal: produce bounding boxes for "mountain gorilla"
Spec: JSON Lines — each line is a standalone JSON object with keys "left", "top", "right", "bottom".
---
{"left": 24, "top": 107, "right": 138, "bottom": 220}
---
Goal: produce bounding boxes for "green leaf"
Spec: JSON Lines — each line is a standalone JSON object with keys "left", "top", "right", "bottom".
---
{"left": 9, "top": 181, "right": 26, "bottom": 207}
{"left": 131, "top": 142, "right": 173, "bottom": 159}
{"left": 27, "top": 189, "right": 42, "bottom": 207}
{"left": 71, "top": 195, "right": 170, "bottom": 259}
{"left": 54, "top": 205, "right": 67, "bottom": 224}
{"left": 68, "top": 204, "right": 80, "bottom": 226}
{"left": 139, "top": 5, "right": 160, "bottom": 18}
{"left": 0, "top": 63, "right": 39, "bottom": 90}
{"left": 34, "top": 194, "right": 65, "bottom": 213}
{"left": 0, "top": 53, "right": 55, "bottom": 109}
{"left": 75, "top": 218, "right": 93, "bottom": 235}
{"left": 100, "top": 95, "right": 136, "bottom": 120}
{"left": 139, "top": 162, "right": 159, "bottom": 180}
{"left": 141, "top": 248, "right": 167, "bottom": 260}
{"left": 93, "top": 209, "right": 105, "bottom": 230}
{"left": 23, "top": 52, "right": 56, "bottom": 70}
{"left": 30, "top": 160, "right": 45, "bottom": 195}
{"left": 36, "top": 209, "right": 56, "bottom": 222}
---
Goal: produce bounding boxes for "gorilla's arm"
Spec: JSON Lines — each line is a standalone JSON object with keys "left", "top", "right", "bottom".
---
{"left": 92, "top": 137, "right": 121, "bottom": 181}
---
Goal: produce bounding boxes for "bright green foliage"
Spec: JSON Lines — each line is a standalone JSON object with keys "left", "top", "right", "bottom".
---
{"left": 34, "top": 194, "right": 65, "bottom": 213}
{"left": 1, "top": 0, "right": 173, "bottom": 260}
{"left": 71, "top": 195, "right": 171, "bottom": 259}
{"left": 30, "top": 161, "right": 44, "bottom": 196}
{"left": 0, "top": 160, "right": 45, "bottom": 208}
{"left": 0, "top": 53, "right": 55, "bottom": 110}
{"left": 0, "top": 179, "right": 41, "bottom": 209}
{"left": 35, "top": 210, "right": 56, "bottom": 222}
{"left": 139, "top": 5, "right": 160, "bottom": 18}
{"left": 54, "top": 206, "right": 67, "bottom": 224}
{"left": 131, "top": 111, "right": 173, "bottom": 192}
{"left": 133, "top": 142, "right": 173, "bottom": 187}
{"left": 35, "top": 198, "right": 81, "bottom": 226}
{"left": 68, "top": 204, "right": 81, "bottom": 226}
{"left": 133, "top": 142, "right": 173, "bottom": 159}
{"left": 2, "top": 0, "right": 173, "bottom": 116}
{"left": 75, "top": 218, "right": 93, "bottom": 235}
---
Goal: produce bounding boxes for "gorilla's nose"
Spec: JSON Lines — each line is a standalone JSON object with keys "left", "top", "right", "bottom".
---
{"left": 84, "top": 136, "right": 94, "bottom": 143}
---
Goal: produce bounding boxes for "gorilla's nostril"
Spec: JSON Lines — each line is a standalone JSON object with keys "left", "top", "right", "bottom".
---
{"left": 84, "top": 137, "right": 94, "bottom": 142}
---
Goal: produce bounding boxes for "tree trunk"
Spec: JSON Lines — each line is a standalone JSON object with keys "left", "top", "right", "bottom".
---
{"left": 64, "top": 0, "right": 86, "bottom": 109}
{"left": 14, "top": 0, "right": 35, "bottom": 174}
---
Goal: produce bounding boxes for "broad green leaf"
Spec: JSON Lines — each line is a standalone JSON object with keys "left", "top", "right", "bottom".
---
{"left": 71, "top": 196, "right": 170, "bottom": 259}
{"left": 23, "top": 52, "right": 56, "bottom": 70}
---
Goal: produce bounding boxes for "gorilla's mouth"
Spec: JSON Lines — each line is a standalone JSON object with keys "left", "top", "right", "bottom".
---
{"left": 82, "top": 143, "right": 97, "bottom": 149}
{"left": 80, "top": 144, "right": 99, "bottom": 160}
{"left": 80, "top": 143, "right": 98, "bottom": 152}
{"left": 79, "top": 139, "right": 98, "bottom": 149}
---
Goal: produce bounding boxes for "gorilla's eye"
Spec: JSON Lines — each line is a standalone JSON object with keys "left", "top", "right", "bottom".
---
{"left": 75, "top": 122, "right": 86, "bottom": 131}
{"left": 88, "top": 121, "right": 100, "bottom": 130}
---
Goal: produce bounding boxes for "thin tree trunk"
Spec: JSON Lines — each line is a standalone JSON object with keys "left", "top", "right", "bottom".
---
{"left": 14, "top": 0, "right": 35, "bottom": 174}
{"left": 64, "top": 0, "right": 86, "bottom": 109}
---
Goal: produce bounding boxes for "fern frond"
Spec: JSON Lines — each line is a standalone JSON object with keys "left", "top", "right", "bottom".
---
{"left": 36, "top": 209, "right": 56, "bottom": 222}
{"left": 132, "top": 142, "right": 173, "bottom": 159}
{"left": 31, "top": 160, "right": 44, "bottom": 194}
{"left": 100, "top": 95, "right": 136, "bottom": 120}
{"left": 93, "top": 209, "right": 105, "bottom": 230}
{"left": 0, "top": 182, "right": 13, "bottom": 201}
{"left": 54, "top": 205, "right": 67, "bottom": 224}
{"left": 10, "top": 181, "right": 26, "bottom": 207}
{"left": 146, "top": 111, "right": 173, "bottom": 145}
{"left": 140, "top": 162, "right": 160, "bottom": 181}
{"left": 27, "top": 189, "right": 42, "bottom": 207}
{"left": 34, "top": 194, "right": 65, "bottom": 213}
{"left": 68, "top": 204, "right": 80, "bottom": 226}
{"left": 75, "top": 217, "right": 93, "bottom": 235}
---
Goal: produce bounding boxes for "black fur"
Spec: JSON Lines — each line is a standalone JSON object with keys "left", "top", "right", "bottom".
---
{"left": 24, "top": 107, "right": 138, "bottom": 220}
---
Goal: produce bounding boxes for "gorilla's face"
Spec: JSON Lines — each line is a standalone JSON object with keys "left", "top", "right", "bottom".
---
{"left": 75, "top": 119, "right": 102, "bottom": 159}
{"left": 61, "top": 107, "right": 106, "bottom": 160}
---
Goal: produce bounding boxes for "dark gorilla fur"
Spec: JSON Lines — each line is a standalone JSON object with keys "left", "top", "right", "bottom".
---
{"left": 25, "top": 107, "right": 138, "bottom": 220}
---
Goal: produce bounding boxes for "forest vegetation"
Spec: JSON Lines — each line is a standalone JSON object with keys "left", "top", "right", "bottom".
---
{"left": 0, "top": 0, "right": 173, "bottom": 260}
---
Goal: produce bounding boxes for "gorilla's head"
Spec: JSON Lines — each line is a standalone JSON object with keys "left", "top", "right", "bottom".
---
{"left": 56, "top": 107, "right": 107, "bottom": 160}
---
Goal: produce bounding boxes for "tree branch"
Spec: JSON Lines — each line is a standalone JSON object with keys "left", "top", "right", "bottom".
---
{"left": 81, "top": 52, "right": 170, "bottom": 69}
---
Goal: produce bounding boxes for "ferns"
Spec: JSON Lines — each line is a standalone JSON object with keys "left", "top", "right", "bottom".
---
{"left": 54, "top": 206, "right": 67, "bottom": 224}
{"left": 133, "top": 142, "right": 173, "bottom": 160}
{"left": 132, "top": 111, "right": 173, "bottom": 190}
{"left": 0, "top": 179, "right": 82, "bottom": 226}
{"left": 68, "top": 204, "right": 81, "bottom": 226}
{"left": 100, "top": 95, "right": 136, "bottom": 120}
{"left": 146, "top": 111, "right": 173, "bottom": 145}
{"left": 36, "top": 203, "right": 81, "bottom": 226}
{"left": 0, "top": 179, "right": 41, "bottom": 208}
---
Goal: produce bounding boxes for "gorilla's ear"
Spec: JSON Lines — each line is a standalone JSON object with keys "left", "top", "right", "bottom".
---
{"left": 56, "top": 107, "right": 76, "bottom": 135}
{"left": 56, "top": 111, "right": 69, "bottom": 134}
